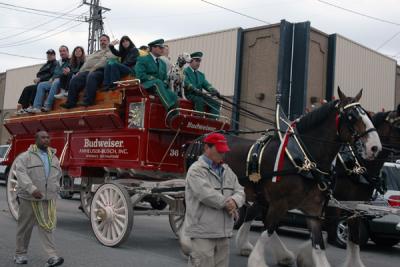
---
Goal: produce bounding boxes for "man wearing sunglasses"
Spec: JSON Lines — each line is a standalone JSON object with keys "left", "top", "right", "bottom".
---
{"left": 184, "top": 52, "right": 221, "bottom": 117}
{"left": 135, "top": 39, "right": 178, "bottom": 114}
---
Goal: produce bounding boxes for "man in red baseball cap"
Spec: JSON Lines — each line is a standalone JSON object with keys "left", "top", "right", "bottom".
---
{"left": 182, "top": 132, "right": 244, "bottom": 267}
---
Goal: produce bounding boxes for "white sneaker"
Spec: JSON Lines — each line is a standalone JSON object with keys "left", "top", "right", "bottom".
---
{"left": 14, "top": 255, "right": 28, "bottom": 264}
{"left": 54, "top": 89, "right": 67, "bottom": 99}
{"left": 26, "top": 107, "right": 41, "bottom": 113}
{"left": 15, "top": 109, "right": 27, "bottom": 115}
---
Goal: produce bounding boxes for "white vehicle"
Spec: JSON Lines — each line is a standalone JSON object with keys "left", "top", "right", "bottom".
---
{"left": 0, "top": 144, "right": 10, "bottom": 182}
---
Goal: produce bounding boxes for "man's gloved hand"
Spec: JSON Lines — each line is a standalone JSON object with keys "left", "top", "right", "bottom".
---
{"left": 32, "top": 190, "right": 43, "bottom": 199}
{"left": 184, "top": 85, "right": 193, "bottom": 93}
{"left": 210, "top": 90, "right": 220, "bottom": 98}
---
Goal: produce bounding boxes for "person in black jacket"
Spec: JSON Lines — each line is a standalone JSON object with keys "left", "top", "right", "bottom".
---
{"left": 54, "top": 46, "right": 86, "bottom": 99}
{"left": 16, "top": 49, "right": 57, "bottom": 114}
{"left": 103, "top": 35, "right": 139, "bottom": 90}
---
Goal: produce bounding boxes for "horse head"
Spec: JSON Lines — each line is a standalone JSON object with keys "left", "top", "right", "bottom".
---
{"left": 372, "top": 104, "right": 400, "bottom": 152}
{"left": 336, "top": 87, "right": 382, "bottom": 160}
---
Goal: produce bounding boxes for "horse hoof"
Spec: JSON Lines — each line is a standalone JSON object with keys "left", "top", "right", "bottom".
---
{"left": 278, "top": 256, "right": 295, "bottom": 266}
{"left": 239, "top": 242, "right": 254, "bottom": 256}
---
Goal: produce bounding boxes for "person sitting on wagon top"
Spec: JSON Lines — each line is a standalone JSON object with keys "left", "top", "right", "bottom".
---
{"left": 103, "top": 35, "right": 139, "bottom": 91}
{"left": 60, "top": 34, "right": 116, "bottom": 109}
{"left": 54, "top": 46, "right": 86, "bottom": 99}
{"left": 184, "top": 52, "right": 221, "bottom": 117}
{"left": 135, "top": 39, "right": 178, "bottom": 113}
{"left": 16, "top": 49, "right": 57, "bottom": 115}
{"left": 28, "top": 45, "right": 70, "bottom": 113}
{"left": 138, "top": 45, "right": 149, "bottom": 56}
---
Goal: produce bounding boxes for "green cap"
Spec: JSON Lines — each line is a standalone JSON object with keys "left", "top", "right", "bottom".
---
{"left": 148, "top": 39, "right": 165, "bottom": 47}
{"left": 190, "top": 51, "right": 203, "bottom": 59}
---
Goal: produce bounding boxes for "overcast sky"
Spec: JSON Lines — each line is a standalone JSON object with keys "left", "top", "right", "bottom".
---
{"left": 0, "top": 0, "right": 399, "bottom": 72}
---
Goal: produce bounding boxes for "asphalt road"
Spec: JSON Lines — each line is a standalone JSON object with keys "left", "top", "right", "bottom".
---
{"left": 0, "top": 183, "right": 399, "bottom": 267}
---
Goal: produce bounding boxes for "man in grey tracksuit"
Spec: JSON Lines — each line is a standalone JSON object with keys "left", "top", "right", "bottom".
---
{"left": 14, "top": 131, "right": 64, "bottom": 267}
{"left": 183, "top": 133, "right": 245, "bottom": 267}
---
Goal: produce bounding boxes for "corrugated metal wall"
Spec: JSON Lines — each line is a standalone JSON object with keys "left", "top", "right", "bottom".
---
{"left": 165, "top": 28, "right": 240, "bottom": 97}
{"left": 395, "top": 65, "right": 400, "bottom": 109}
{"left": 3, "top": 64, "right": 41, "bottom": 110}
{"left": 333, "top": 35, "right": 397, "bottom": 112}
{"left": 0, "top": 72, "right": 7, "bottom": 144}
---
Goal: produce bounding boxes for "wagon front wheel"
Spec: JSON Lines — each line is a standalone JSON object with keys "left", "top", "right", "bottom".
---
{"left": 90, "top": 182, "right": 133, "bottom": 247}
{"left": 168, "top": 197, "right": 185, "bottom": 237}
{"left": 7, "top": 160, "right": 19, "bottom": 221}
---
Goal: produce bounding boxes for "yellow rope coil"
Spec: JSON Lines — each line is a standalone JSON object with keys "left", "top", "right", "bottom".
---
{"left": 32, "top": 200, "right": 57, "bottom": 232}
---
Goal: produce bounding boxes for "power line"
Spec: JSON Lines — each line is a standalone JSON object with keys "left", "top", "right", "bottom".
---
{"left": 0, "top": 11, "right": 87, "bottom": 48}
{"left": 376, "top": 29, "right": 400, "bottom": 51}
{"left": 200, "top": 0, "right": 270, "bottom": 25}
{"left": 317, "top": 0, "right": 400, "bottom": 26}
{"left": 0, "top": 2, "right": 81, "bottom": 18}
{"left": 0, "top": 5, "right": 83, "bottom": 42}
{"left": 0, "top": 51, "right": 45, "bottom": 60}
{"left": 0, "top": 21, "right": 85, "bottom": 48}
{"left": 0, "top": 4, "right": 83, "bottom": 20}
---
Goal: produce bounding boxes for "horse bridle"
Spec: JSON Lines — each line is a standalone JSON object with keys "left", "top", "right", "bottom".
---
{"left": 385, "top": 112, "right": 400, "bottom": 129}
{"left": 337, "top": 102, "right": 377, "bottom": 142}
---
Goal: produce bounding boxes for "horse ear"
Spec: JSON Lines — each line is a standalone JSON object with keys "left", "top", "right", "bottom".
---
{"left": 355, "top": 89, "right": 363, "bottom": 102}
{"left": 337, "top": 86, "right": 346, "bottom": 100}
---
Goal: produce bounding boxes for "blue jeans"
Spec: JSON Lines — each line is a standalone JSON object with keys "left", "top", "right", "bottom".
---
{"left": 103, "top": 63, "right": 131, "bottom": 88}
{"left": 33, "top": 79, "right": 60, "bottom": 109}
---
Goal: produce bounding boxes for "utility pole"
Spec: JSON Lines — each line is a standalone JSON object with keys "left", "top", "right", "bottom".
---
{"left": 83, "top": 0, "right": 110, "bottom": 54}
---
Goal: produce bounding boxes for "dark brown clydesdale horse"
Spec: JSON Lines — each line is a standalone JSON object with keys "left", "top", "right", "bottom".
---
{"left": 324, "top": 107, "right": 400, "bottom": 267}
{"left": 191, "top": 88, "right": 381, "bottom": 267}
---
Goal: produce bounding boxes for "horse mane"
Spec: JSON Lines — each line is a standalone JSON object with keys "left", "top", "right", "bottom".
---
{"left": 371, "top": 111, "right": 389, "bottom": 127}
{"left": 296, "top": 101, "right": 338, "bottom": 133}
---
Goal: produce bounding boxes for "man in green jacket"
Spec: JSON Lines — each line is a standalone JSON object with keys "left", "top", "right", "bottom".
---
{"left": 135, "top": 39, "right": 177, "bottom": 112}
{"left": 184, "top": 52, "right": 220, "bottom": 117}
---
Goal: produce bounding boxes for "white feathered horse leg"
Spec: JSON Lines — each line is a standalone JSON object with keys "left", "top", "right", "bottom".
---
{"left": 297, "top": 218, "right": 331, "bottom": 267}
{"left": 248, "top": 231, "right": 270, "bottom": 267}
{"left": 248, "top": 230, "right": 295, "bottom": 267}
{"left": 342, "top": 217, "right": 366, "bottom": 267}
{"left": 236, "top": 221, "right": 254, "bottom": 256}
{"left": 269, "top": 232, "right": 295, "bottom": 266}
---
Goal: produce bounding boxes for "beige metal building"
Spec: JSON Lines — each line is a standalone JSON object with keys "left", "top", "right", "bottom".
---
{"left": 333, "top": 34, "right": 397, "bottom": 112}
{"left": 238, "top": 24, "right": 280, "bottom": 136}
{"left": 1, "top": 64, "right": 41, "bottom": 143}
{"left": 395, "top": 65, "right": 400, "bottom": 108}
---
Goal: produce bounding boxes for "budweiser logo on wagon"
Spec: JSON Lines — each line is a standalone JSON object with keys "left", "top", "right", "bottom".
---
{"left": 186, "top": 122, "right": 217, "bottom": 131}
{"left": 71, "top": 136, "right": 139, "bottom": 161}
{"left": 84, "top": 138, "right": 124, "bottom": 148}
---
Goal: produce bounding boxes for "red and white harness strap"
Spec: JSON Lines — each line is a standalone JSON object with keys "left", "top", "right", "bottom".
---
{"left": 272, "top": 121, "right": 296, "bottom": 183}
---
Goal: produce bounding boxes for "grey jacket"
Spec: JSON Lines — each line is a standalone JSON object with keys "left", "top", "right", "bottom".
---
{"left": 15, "top": 145, "right": 62, "bottom": 201}
{"left": 79, "top": 47, "right": 117, "bottom": 73}
{"left": 183, "top": 156, "right": 245, "bottom": 239}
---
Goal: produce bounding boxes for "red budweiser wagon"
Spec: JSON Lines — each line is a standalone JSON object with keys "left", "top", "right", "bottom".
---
{"left": 3, "top": 79, "right": 230, "bottom": 247}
